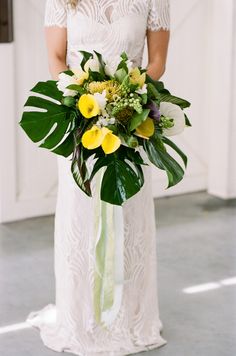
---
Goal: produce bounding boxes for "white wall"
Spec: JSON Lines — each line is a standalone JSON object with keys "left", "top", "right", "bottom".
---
{"left": 0, "top": 0, "right": 57, "bottom": 223}
{"left": 0, "top": 0, "right": 236, "bottom": 223}
{"left": 207, "top": 0, "right": 236, "bottom": 199}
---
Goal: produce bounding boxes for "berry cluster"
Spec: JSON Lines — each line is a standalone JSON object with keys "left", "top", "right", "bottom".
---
{"left": 112, "top": 94, "right": 142, "bottom": 117}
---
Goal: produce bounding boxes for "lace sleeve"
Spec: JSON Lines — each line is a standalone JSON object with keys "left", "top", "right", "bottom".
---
{"left": 147, "top": 0, "right": 170, "bottom": 31}
{"left": 44, "top": 0, "right": 67, "bottom": 28}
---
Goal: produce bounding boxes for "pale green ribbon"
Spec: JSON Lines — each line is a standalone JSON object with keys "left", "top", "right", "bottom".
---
{"left": 93, "top": 168, "right": 124, "bottom": 328}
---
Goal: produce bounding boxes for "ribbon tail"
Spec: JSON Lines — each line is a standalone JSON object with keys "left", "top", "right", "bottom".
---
{"left": 92, "top": 168, "right": 124, "bottom": 328}
{"left": 93, "top": 182, "right": 108, "bottom": 325}
{"left": 101, "top": 202, "right": 115, "bottom": 311}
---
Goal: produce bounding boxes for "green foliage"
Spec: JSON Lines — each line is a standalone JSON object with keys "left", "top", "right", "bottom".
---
{"left": 71, "top": 141, "right": 95, "bottom": 197}
{"left": 143, "top": 136, "right": 185, "bottom": 188}
{"left": 87, "top": 147, "right": 145, "bottom": 205}
{"left": 185, "top": 114, "right": 192, "bottom": 127}
{"left": 19, "top": 51, "right": 192, "bottom": 206}
{"left": 129, "top": 109, "right": 150, "bottom": 131}
{"left": 146, "top": 75, "right": 191, "bottom": 109}
{"left": 79, "top": 50, "right": 93, "bottom": 71}
{"left": 94, "top": 50, "right": 106, "bottom": 78}
{"left": 115, "top": 68, "right": 127, "bottom": 83}
{"left": 147, "top": 83, "right": 160, "bottom": 100}
{"left": 162, "top": 136, "right": 188, "bottom": 167}
{"left": 19, "top": 80, "right": 75, "bottom": 157}
{"left": 159, "top": 93, "right": 191, "bottom": 109}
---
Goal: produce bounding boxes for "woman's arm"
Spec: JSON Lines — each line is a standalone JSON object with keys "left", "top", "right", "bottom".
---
{"left": 146, "top": 29, "right": 170, "bottom": 80}
{"left": 44, "top": 27, "right": 68, "bottom": 80}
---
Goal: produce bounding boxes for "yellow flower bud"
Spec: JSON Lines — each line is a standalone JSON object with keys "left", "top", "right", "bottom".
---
{"left": 135, "top": 117, "right": 155, "bottom": 139}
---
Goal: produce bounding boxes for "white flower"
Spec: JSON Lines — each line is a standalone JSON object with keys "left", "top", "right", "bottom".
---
{"left": 105, "top": 55, "right": 121, "bottom": 76}
{"left": 136, "top": 83, "right": 147, "bottom": 95}
{"left": 96, "top": 114, "right": 116, "bottom": 128}
{"left": 109, "top": 117, "right": 116, "bottom": 125}
{"left": 93, "top": 90, "right": 107, "bottom": 111}
{"left": 160, "top": 102, "right": 186, "bottom": 136}
{"left": 105, "top": 55, "right": 134, "bottom": 77}
{"left": 126, "top": 59, "right": 134, "bottom": 72}
{"left": 84, "top": 54, "right": 100, "bottom": 72}
{"left": 57, "top": 73, "right": 78, "bottom": 97}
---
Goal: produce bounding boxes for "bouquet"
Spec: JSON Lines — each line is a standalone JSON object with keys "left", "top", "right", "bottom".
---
{"left": 19, "top": 51, "right": 191, "bottom": 205}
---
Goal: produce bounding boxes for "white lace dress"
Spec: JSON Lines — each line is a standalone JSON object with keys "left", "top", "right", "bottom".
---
{"left": 26, "top": 1, "right": 170, "bottom": 355}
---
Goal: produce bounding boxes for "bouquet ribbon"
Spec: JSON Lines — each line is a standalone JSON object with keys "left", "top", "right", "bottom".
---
{"left": 92, "top": 168, "right": 124, "bottom": 327}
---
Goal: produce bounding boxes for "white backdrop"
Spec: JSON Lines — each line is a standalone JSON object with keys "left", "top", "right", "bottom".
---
{"left": 0, "top": 0, "right": 235, "bottom": 222}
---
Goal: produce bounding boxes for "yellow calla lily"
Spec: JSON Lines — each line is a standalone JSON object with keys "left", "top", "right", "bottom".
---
{"left": 78, "top": 94, "right": 100, "bottom": 119}
{"left": 129, "top": 67, "right": 146, "bottom": 88}
{"left": 101, "top": 131, "right": 121, "bottom": 154}
{"left": 135, "top": 117, "right": 155, "bottom": 139}
{"left": 82, "top": 125, "right": 121, "bottom": 154}
{"left": 82, "top": 126, "right": 109, "bottom": 150}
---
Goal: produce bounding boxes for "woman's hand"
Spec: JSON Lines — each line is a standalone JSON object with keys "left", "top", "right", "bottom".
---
{"left": 146, "top": 29, "right": 170, "bottom": 80}
{"left": 44, "top": 27, "right": 68, "bottom": 80}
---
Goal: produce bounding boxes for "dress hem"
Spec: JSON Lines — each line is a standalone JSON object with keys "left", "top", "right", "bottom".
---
{"left": 26, "top": 304, "right": 167, "bottom": 356}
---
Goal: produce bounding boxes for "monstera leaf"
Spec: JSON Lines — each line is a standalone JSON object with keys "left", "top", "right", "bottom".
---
{"left": 100, "top": 158, "right": 143, "bottom": 205}
{"left": 19, "top": 81, "right": 75, "bottom": 157}
{"left": 143, "top": 136, "right": 185, "bottom": 188}
{"left": 79, "top": 147, "right": 146, "bottom": 205}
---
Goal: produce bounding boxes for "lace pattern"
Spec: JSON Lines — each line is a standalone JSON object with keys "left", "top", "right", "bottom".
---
{"left": 44, "top": 0, "right": 170, "bottom": 32}
{"left": 147, "top": 0, "right": 170, "bottom": 31}
{"left": 44, "top": 0, "right": 67, "bottom": 28}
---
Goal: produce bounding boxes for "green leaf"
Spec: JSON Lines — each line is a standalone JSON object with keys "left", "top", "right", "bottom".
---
{"left": 88, "top": 69, "right": 105, "bottom": 82}
{"left": 93, "top": 50, "right": 106, "bottom": 77}
{"left": 115, "top": 68, "right": 128, "bottom": 83}
{"left": 147, "top": 83, "right": 160, "bottom": 100}
{"left": 31, "top": 80, "right": 62, "bottom": 102}
{"left": 117, "top": 146, "right": 146, "bottom": 187}
{"left": 159, "top": 93, "right": 191, "bottom": 109}
{"left": 100, "top": 158, "right": 143, "bottom": 205}
{"left": 143, "top": 138, "right": 185, "bottom": 188}
{"left": 185, "top": 114, "right": 192, "bottom": 127}
{"left": 120, "top": 52, "right": 128, "bottom": 61}
{"left": 66, "top": 84, "right": 86, "bottom": 95}
{"left": 90, "top": 155, "right": 112, "bottom": 181}
{"left": 118, "top": 145, "right": 145, "bottom": 165}
{"left": 162, "top": 136, "right": 188, "bottom": 167}
{"left": 61, "top": 96, "right": 76, "bottom": 107}
{"left": 146, "top": 76, "right": 166, "bottom": 92}
{"left": 62, "top": 69, "right": 74, "bottom": 76}
{"left": 19, "top": 80, "right": 75, "bottom": 157}
{"left": 129, "top": 109, "right": 150, "bottom": 131}
{"left": 52, "top": 132, "right": 74, "bottom": 157}
{"left": 117, "top": 60, "right": 129, "bottom": 73}
{"left": 140, "top": 93, "right": 148, "bottom": 104}
{"left": 71, "top": 143, "right": 94, "bottom": 197}
{"left": 89, "top": 149, "right": 145, "bottom": 205}
{"left": 79, "top": 50, "right": 93, "bottom": 71}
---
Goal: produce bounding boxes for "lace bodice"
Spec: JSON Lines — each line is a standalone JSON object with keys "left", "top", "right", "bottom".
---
{"left": 44, "top": 0, "right": 170, "bottom": 68}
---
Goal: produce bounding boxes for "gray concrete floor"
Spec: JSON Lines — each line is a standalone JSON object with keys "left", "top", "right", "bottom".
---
{"left": 0, "top": 192, "right": 236, "bottom": 356}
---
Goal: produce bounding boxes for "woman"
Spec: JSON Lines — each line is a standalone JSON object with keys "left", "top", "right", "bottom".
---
{"left": 26, "top": 0, "right": 170, "bottom": 355}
